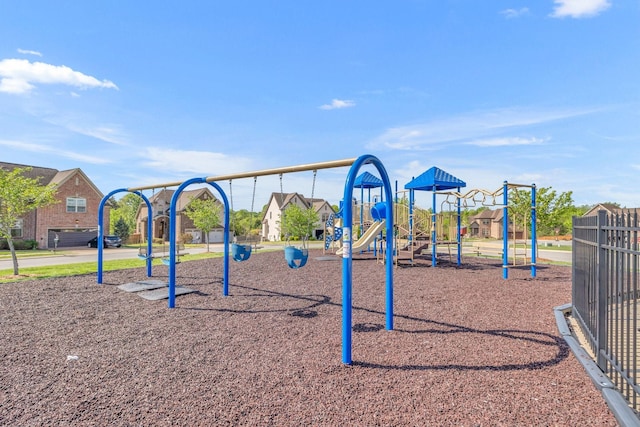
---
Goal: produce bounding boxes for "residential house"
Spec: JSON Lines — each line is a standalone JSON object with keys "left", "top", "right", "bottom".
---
{"left": 582, "top": 203, "right": 623, "bottom": 217}
{"left": 261, "top": 192, "right": 335, "bottom": 242}
{"left": 134, "top": 187, "right": 225, "bottom": 243}
{"left": 468, "top": 208, "right": 525, "bottom": 240}
{"left": 0, "top": 162, "right": 108, "bottom": 248}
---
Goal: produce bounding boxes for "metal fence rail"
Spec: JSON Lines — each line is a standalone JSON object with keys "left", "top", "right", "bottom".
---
{"left": 573, "top": 210, "right": 640, "bottom": 412}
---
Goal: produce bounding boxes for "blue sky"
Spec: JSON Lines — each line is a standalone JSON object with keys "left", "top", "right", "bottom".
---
{"left": 0, "top": 0, "right": 638, "bottom": 210}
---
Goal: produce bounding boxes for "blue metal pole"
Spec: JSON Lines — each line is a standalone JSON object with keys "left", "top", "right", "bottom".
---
{"left": 97, "top": 195, "right": 108, "bottom": 284}
{"left": 342, "top": 154, "right": 394, "bottom": 365}
{"left": 503, "top": 181, "right": 509, "bottom": 279}
{"left": 207, "top": 181, "right": 230, "bottom": 296}
{"left": 531, "top": 184, "right": 537, "bottom": 278}
{"left": 360, "top": 186, "right": 364, "bottom": 238}
{"left": 409, "top": 188, "right": 414, "bottom": 253}
{"left": 97, "top": 189, "right": 152, "bottom": 283}
{"left": 168, "top": 188, "right": 179, "bottom": 308}
{"left": 432, "top": 191, "right": 437, "bottom": 267}
{"left": 168, "top": 178, "right": 231, "bottom": 307}
{"left": 457, "top": 188, "right": 462, "bottom": 266}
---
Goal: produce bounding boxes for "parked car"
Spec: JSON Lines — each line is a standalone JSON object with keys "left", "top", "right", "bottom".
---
{"left": 87, "top": 235, "right": 122, "bottom": 248}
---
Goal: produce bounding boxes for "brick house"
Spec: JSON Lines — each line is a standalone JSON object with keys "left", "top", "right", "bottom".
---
{"left": 0, "top": 162, "right": 108, "bottom": 248}
{"left": 468, "top": 208, "right": 525, "bottom": 239}
{"left": 134, "top": 187, "right": 225, "bottom": 244}
{"left": 261, "top": 192, "right": 335, "bottom": 242}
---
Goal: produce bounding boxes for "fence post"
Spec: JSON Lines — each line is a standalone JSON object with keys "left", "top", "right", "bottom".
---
{"left": 596, "top": 209, "right": 608, "bottom": 370}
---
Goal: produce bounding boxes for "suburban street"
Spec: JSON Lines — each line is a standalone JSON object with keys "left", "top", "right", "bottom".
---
{"left": 1, "top": 239, "right": 572, "bottom": 270}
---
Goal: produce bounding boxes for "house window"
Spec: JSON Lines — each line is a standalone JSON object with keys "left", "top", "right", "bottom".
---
{"left": 11, "top": 219, "right": 23, "bottom": 238}
{"left": 67, "top": 197, "right": 87, "bottom": 213}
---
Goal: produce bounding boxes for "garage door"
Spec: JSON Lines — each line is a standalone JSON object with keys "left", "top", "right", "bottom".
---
{"left": 207, "top": 230, "right": 224, "bottom": 243}
{"left": 48, "top": 230, "right": 97, "bottom": 248}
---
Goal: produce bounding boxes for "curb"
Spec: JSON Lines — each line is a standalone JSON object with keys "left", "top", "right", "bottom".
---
{"left": 554, "top": 303, "right": 640, "bottom": 427}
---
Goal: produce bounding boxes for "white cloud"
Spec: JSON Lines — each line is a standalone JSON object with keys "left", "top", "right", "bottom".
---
{"left": 68, "top": 125, "right": 128, "bottom": 145}
{"left": 500, "top": 8, "right": 530, "bottom": 18}
{"left": 0, "top": 58, "right": 118, "bottom": 94}
{"left": 319, "top": 99, "right": 356, "bottom": 110}
{"left": 0, "top": 139, "right": 111, "bottom": 164}
{"left": 367, "top": 107, "right": 596, "bottom": 150}
{"left": 17, "top": 49, "right": 42, "bottom": 57}
{"left": 466, "top": 137, "right": 547, "bottom": 147}
{"left": 143, "top": 147, "right": 254, "bottom": 175}
{"left": 550, "top": 0, "right": 611, "bottom": 18}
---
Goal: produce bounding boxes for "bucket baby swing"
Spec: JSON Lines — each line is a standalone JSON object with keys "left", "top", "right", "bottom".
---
{"left": 279, "top": 170, "right": 317, "bottom": 269}
{"left": 229, "top": 177, "right": 257, "bottom": 262}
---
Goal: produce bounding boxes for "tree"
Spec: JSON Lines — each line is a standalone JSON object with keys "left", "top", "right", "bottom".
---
{"left": 231, "top": 209, "right": 260, "bottom": 237}
{"left": 509, "top": 186, "right": 575, "bottom": 237}
{"left": 280, "top": 204, "right": 319, "bottom": 240}
{"left": 109, "top": 193, "right": 141, "bottom": 237}
{"left": 113, "top": 217, "right": 131, "bottom": 242}
{"left": 0, "top": 167, "right": 58, "bottom": 275}
{"left": 184, "top": 197, "right": 222, "bottom": 251}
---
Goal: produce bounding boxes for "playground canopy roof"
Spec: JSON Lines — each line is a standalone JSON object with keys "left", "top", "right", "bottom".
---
{"left": 354, "top": 171, "right": 383, "bottom": 189}
{"left": 404, "top": 167, "right": 466, "bottom": 192}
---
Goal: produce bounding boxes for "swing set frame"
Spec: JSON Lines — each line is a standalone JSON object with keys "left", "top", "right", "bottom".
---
{"left": 96, "top": 154, "right": 395, "bottom": 364}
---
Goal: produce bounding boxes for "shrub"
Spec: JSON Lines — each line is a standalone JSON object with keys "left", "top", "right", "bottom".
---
{"left": 0, "top": 239, "right": 38, "bottom": 250}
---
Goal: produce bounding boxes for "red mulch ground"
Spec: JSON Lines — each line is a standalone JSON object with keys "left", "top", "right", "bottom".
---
{"left": 0, "top": 250, "right": 616, "bottom": 426}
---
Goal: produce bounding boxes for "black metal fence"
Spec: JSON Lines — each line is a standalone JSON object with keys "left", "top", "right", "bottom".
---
{"left": 573, "top": 210, "right": 640, "bottom": 411}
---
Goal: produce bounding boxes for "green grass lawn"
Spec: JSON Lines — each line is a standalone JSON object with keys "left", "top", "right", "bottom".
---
{"left": 0, "top": 249, "right": 73, "bottom": 260}
{"left": 0, "top": 251, "right": 222, "bottom": 283}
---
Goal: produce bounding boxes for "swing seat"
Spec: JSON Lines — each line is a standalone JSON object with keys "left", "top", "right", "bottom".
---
{"left": 161, "top": 258, "right": 180, "bottom": 266}
{"left": 284, "top": 246, "right": 308, "bottom": 269}
{"left": 231, "top": 243, "right": 252, "bottom": 262}
{"left": 138, "top": 247, "right": 150, "bottom": 260}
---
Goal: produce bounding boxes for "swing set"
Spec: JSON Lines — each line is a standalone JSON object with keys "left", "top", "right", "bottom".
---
{"left": 97, "top": 155, "right": 395, "bottom": 365}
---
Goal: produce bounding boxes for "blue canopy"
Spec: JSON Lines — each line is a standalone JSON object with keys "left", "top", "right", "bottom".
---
{"left": 404, "top": 167, "right": 466, "bottom": 191}
{"left": 354, "top": 172, "right": 383, "bottom": 189}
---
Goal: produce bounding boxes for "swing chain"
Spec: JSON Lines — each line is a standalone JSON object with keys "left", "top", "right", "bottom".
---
{"left": 305, "top": 170, "right": 317, "bottom": 245}
{"left": 248, "top": 177, "right": 257, "bottom": 241}
{"left": 279, "top": 174, "right": 287, "bottom": 241}
{"left": 228, "top": 180, "right": 236, "bottom": 239}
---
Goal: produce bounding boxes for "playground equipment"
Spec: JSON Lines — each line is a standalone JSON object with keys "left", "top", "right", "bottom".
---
{"left": 405, "top": 167, "right": 466, "bottom": 267}
{"left": 438, "top": 181, "right": 537, "bottom": 279}
{"left": 390, "top": 188, "right": 432, "bottom": 266}
{"left": 326, "top": 172, "right": 386, "bottom": 256}
{"left": 323, "top": 207, "right": 343, "bottom": 252}
{"left": 402, "top": 166, "right": 536, "bottom": 278}
{"left": 353, "top": 172, "right": 384, "bottom": 238}
{"left": 98, "top": 155, "right": 395, "bottom": 365}
{"left": 336, "top": 202, "right": 386, "bottom": 255}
